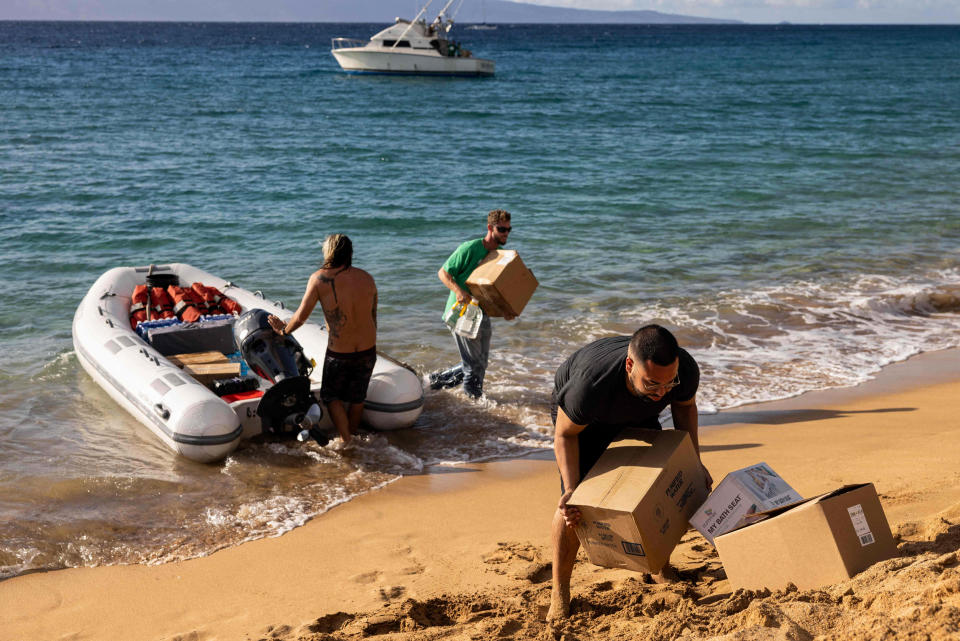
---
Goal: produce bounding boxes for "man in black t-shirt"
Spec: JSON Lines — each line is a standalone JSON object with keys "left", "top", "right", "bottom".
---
{"left": 547, "top": 324, "right": 713, "bottom": 621}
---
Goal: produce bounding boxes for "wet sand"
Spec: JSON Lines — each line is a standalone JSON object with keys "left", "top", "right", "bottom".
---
{"left": 2, "top": 349, "right": 960, "bottom": 641}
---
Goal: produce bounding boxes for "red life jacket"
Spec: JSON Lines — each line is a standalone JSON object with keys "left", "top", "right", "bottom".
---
{"left": 130, "top": 285, "right": 176, "bottom": 329}
{"left": 130, "top": 284, "right": 149, "bottom": 329}
{"left": 189, "top": 282, "right": 221, "bottom": 315}
{"left": 192, "top": 282, "right": 241, "bottom": 315}
{"left": 167, "top": 285, "right": 203, "bottom": 322}
{"left": 150, "top": 286, "right": 176, "bottom": 320}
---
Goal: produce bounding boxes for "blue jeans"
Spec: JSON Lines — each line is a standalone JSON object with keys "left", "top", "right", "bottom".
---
{"left": 453, "top": 314, "right": 492, "bottom": 397}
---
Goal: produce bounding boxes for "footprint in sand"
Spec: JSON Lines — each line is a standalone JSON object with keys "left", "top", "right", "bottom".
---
{"left": 351, "top": 570, "right": 380, "bottom": 584}
{"left": 399, "top": 563, "right": 425, "bottom": 575}
{"left": 482, "top": 542, "right": 551, "bottom": 582}
{"left": 260, "top": 624, "right": 292, "bottom": 639}
{"left": 379, "top": 585, "right": 406, "bottom": 601}
{"left": 391, "top": 544, "right": 425, "bottom": 575}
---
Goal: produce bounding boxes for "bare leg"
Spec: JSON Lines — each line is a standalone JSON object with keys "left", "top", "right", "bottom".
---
{"left": 327, "top": 399, "right": 351, "bottom": 444}
{"left": 346, "top": 402, "right": 365, "bottom": 436}
{"left": 547, "top": 508, "right": 580, "bottom": 621}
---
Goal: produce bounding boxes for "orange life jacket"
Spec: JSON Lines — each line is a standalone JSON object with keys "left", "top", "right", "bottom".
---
{"left": 150, "top": 287, "right": 176, "bottom": 320}
{"left": 130, "top": 284, "right": 149, "bottom": 329}
{"left": 188, "top": 282, "right": 220, "bottom": 315}
{"left": 167, "top": 285, "right": 203, "bottom": 322}
{"left": 192, "top": 282, "right": 241, "bottom": 315}
{"left": 130, "top": 285, "right": 176, "bottom": 329}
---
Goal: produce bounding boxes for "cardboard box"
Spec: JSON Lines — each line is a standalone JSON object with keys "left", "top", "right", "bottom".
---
{"left": 715, "top": 483, "right": 898, "bottom": 591}
{"left": 567, "top": 428, "right": 708, "bottom": 574}
{"left": 690, "top": 463, "right": 803, "bottom": 546}
{"left": 465, "top": 249, "right": 538, "bottom": 317}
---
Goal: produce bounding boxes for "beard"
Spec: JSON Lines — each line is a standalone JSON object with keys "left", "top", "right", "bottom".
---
{"left": 626, "top": 374, "right": 661, "bottom": 403}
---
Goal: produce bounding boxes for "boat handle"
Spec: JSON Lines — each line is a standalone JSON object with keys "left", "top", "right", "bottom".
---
{"left": 154, "top": 404, "right": 170, "bottom": 420}
{"left": 98, "top": 306, "right": 103, "bottom": 316}
{"left": 253, "top": 290, "right": 264, "bottom": 299}
{"left": 105, "top": 318, "right": 114, "bottom": 328}
{"left": 139, "top": 348, "right": 160, "bottom": 366}
{"left": 275, "top": 300, "right": 285, "bottom": 309}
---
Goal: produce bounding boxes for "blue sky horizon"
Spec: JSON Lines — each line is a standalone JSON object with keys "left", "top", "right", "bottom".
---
{"left": 2, "top": 0, "right": 959, "bottom": 25}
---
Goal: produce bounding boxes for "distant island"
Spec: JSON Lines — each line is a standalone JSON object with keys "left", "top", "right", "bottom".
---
{"left": 1, "top": 0, "right": 742, "bottom": 24}
{"left": 441, "top": 0, "right": 741, "bottom": 24}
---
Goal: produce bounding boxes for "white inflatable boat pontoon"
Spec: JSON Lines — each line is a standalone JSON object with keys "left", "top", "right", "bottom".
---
{"left": 72, "top": 263, "right": 424, "bottom": 463}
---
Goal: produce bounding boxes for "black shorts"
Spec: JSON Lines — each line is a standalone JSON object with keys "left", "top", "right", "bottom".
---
{"left": 551, "top": 391, "right": 660, "bottom": 493}
{"left": 320, "top": 347, "right": 377, "bottom": 405}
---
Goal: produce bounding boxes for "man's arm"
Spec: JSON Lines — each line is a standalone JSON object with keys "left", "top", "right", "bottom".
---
{"left": 437, "top": 268, "right": 471, "bottom": 305}
{"left": 554, "top": 406, "right": 587, "bottom": 527}
{"left": 671, "top": 396, "right": 713, "bottom": 488}
{"left": 268, "top": 273, "right": 321, "bottom": 336}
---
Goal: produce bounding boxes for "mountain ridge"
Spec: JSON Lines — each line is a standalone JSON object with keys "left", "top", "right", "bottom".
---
{"left": 2, "top": 0, "right": 742, "bottom": 24}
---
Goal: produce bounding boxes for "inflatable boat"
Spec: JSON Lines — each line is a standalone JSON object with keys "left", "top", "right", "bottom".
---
{"left": 72, "top": 263, "right": 424, "bottom": 463}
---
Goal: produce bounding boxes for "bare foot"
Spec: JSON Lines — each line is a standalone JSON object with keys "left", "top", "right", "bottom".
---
{"left": 546, "top": 585, "right": 570, "bottom": 622}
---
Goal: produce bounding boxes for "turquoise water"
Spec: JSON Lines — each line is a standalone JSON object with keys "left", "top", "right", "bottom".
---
{"left": 1, "top": 22, "right": 959, "bottom": 578}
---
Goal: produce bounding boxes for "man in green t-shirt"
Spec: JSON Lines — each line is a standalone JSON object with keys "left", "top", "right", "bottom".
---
{"left": 430, "top": 209, "right": 515, "bottom": 398}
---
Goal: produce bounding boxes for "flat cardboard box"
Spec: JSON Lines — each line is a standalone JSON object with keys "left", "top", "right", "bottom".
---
{"left": 690, "top": 462, "right": 803, "bottom": 546}
{"left": 465, "top": 249, "right": 538, "bottom": 317}
{"left": 567, "top": 428, "right": 708, "bottom": 574}
{"left": 715, "top": 483, "right": 898, "bottom": 591}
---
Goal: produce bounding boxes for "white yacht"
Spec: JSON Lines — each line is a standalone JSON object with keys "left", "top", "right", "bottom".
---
{"left": 331, "top": 0, "right": 494, "bottom": 77}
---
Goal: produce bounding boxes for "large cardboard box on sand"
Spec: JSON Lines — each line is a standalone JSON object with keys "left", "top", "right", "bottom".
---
{"left": 690, "top": 462, "right": 803, "bottom": 546}
{"left": 715, "top": 483, "right": 898, "bottom": 591}
{"left": 567, "top": 429, "right": 708, "bottom": 574}
{"left": 465, "top": 249, "right": 538, "bottom": 317}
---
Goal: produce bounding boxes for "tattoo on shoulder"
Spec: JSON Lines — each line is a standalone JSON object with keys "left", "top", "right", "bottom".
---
{"left": 319, "top": 274, "right": 339, "bottom": 303}
{"left": 372, "top": 292, "right": 378, "bottom": 327}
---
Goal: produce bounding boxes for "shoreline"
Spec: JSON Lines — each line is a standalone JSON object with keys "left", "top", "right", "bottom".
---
{"left": 3, "top": 347, "right": 960, "bottom": 640}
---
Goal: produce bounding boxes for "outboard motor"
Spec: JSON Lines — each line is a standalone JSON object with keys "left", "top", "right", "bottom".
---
{"left": 234, "top": 309, "right": 327, "bottom": 445}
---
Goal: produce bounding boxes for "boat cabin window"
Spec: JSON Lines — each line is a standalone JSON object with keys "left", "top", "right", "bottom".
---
{"left": 382, "top": 39, "right": 411, "bottom": 48}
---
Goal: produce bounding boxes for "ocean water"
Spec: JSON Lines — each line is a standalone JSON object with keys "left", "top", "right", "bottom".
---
{"left": 1, "top": 22, "right": 958, "bottom": 579}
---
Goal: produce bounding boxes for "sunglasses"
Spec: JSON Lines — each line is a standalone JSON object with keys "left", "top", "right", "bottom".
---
{"left": 496, "top": 225, "right": 512, "bottom": 233}
{"left": 640, "top": 374, "right": 680, "bottom": 393}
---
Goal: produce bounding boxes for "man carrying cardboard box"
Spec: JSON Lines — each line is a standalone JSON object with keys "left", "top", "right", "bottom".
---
{"left": 429, "top": 209, "right": 515, "bottom": 399}
{"left": 548, "top": 325, "right": 713, "bottom": 621}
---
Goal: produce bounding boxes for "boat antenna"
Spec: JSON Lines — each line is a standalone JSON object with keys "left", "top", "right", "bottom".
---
{"left": 392, "top": 0, "right": 434, "bottom": 48}
{"left": 435, "top": 0, "right": 458, "bottom": 33}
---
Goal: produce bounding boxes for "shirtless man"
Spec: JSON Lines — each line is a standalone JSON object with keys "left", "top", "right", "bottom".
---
{"left": 268, "top": 234, "right": 377, "bottom": 444}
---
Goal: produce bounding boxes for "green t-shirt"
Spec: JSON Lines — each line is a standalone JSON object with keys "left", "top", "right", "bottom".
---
{"left": 440, "top": 238, "right": 495, "bottom": 319}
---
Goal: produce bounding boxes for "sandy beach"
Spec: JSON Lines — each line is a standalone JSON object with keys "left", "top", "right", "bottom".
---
{"left": 3, "top": 349, "right": 960, "bottom": 641}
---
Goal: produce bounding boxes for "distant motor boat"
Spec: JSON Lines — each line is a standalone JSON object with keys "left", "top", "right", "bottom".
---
{"left": 466, "top": 0, "right": 497, "bottom": 29}
{"left": 331, "top": 0, "right": 494, "bottom": 77}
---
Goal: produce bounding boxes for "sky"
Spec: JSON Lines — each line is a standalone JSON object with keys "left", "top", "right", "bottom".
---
{"left": 520, "top": 0, "right": 960, "bottom": 24}
{"left": 2, "top": 0, "right": 958, "bottom": 24}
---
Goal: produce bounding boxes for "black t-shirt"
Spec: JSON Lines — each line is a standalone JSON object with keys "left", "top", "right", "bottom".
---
{"left": 554, "top": 335, "right": 700, "bottom": 430}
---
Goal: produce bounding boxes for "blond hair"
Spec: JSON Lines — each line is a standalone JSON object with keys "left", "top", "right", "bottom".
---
{"left": 322, "top": 233, "right": 353, "bottom": 269}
